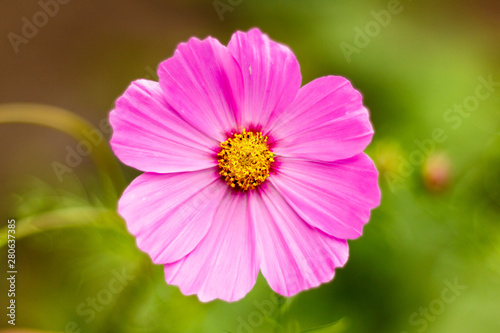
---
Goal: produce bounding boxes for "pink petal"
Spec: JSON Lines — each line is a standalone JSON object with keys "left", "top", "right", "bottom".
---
{"left": 158, "top": 36, "right": 243, "bottom": 142}
{"left": 250, "top": 184, "right": 349, "bottom": 297}
{"left": 270, "top": 154, "right": 380, "bottom": 239}
{"left": 270, "top": 76, "right": 374, "bottom": 161}
{"left": 227, "top": 28, "right": 301, "bottom": 130}
{"left": 110, "top": 80, "right": 218, "bottom": 173}
{"left": 164, "top": 192, "right": 259, "bottom": 302}
{"left": 118, "top": 168, "right": 228, "bottom": 264}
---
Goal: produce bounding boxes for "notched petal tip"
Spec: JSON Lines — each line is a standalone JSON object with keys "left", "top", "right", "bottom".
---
{"left": 270, "top": 153, "right": 380, "bottom": 240}
{"left": 162, "top": 192, "right": 259, "bottom": 303}
{"left": 157, "top": 33, "right": 244, "bottom": 142}
{"left": 270, "top": 75, "right": 375, "bottom": 162}
{"left": 109, "top": 79, "right": 218, "bottom": 173}
{"left": 250, "top": 186, "right": 349, "bottom": 297}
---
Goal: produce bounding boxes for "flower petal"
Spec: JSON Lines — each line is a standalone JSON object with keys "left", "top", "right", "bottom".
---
{"left": 110, "top": 79, "right": 218, "bottom": 173}
{"left": 250, "top": 184, "right": 349, "bottom": 297}
{"left": 158, "top": 36, "right": 244, "bottom": 142}
{"left": 118, "top": 168, "right": 227, "bottom": 264}
{"left": 164, "top": 192, "right": 259, "bottom": 302}
{"left": 270, "top": 154, "right": 380, "bottom": 239}
{"left": 270, "top": 76, "right": 374, "bottom": 161}
{"left": 227, "top": 28, "right": 301, "bottom": 130}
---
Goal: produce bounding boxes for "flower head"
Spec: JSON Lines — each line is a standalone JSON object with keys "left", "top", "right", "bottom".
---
{"left": 110, "top": 28, "right": 380, "bottom": 302}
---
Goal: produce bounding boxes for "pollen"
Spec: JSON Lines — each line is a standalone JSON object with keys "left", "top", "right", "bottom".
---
{"left": 218, "top": 129, "right": 275, "bottom": 191}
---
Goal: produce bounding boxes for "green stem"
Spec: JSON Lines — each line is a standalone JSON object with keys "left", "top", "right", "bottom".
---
{"left": 274, "top": 293, "right": 296, "bottom": 332}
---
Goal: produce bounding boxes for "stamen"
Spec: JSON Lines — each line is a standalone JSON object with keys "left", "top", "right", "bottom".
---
{"left": 217, "top": 129, "right": 275, "bottom": 191}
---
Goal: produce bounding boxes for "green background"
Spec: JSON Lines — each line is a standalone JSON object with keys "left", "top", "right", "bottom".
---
{"left": 1, "top": 0, "right": 499, "bottom": 332}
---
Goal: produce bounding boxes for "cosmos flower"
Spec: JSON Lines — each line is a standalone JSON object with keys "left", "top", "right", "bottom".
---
{"left": 110, "top": 28, "right": 380, "bottom": 302}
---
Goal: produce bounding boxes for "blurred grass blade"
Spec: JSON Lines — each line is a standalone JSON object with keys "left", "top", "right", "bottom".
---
{"left": 0, "top": 329, "right": 63, "bottom": 333}
{"left": 0, "top": 103, "right": 125, "bottom": 194}
{"left": 302, "top": 317, "right": 349, "bottom": 333}
{"left": 0, "top": 207, "right": 123, "bottom": 247}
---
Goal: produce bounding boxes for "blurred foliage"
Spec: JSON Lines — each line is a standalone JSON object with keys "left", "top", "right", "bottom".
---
{"left": 1, "top": 0, "right": 500, "bottom": 332}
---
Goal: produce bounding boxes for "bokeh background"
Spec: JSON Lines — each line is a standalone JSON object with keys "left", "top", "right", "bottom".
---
{"left": 1, "top": 0, "right": 500, "bottom": 332}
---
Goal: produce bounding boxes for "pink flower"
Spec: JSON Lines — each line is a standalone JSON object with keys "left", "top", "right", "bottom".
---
{"left": 110, "top": 28, "right": 380, "bottom": 302}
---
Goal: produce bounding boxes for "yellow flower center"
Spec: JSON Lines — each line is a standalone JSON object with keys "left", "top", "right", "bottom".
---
{"left": 217, "top": 129, "right": 275, "bottom": 191}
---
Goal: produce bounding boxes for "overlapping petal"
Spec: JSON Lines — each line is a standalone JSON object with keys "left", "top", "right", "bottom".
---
{"left": 164, "top": 192, "right": 259, "bottom": 302}
{"left": 270, "top": 76, "right": 374, "bottom": 161}
{"left": 250, "top": 185, "right": 349, "bottom": 296}
{"left": 270, "top": 154, "right": 380, "bottom": 239}
{"left": 110, "top": 79, "right": 218, "bottom": 173}
{"left": 118, "top": 168, "right": 227, "bottom": 264}
{"left": 158, "top": 36, "right": 244, "bottom": 142}
{"left": 227, "top": 28, "right": 301, "bottom": 130}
